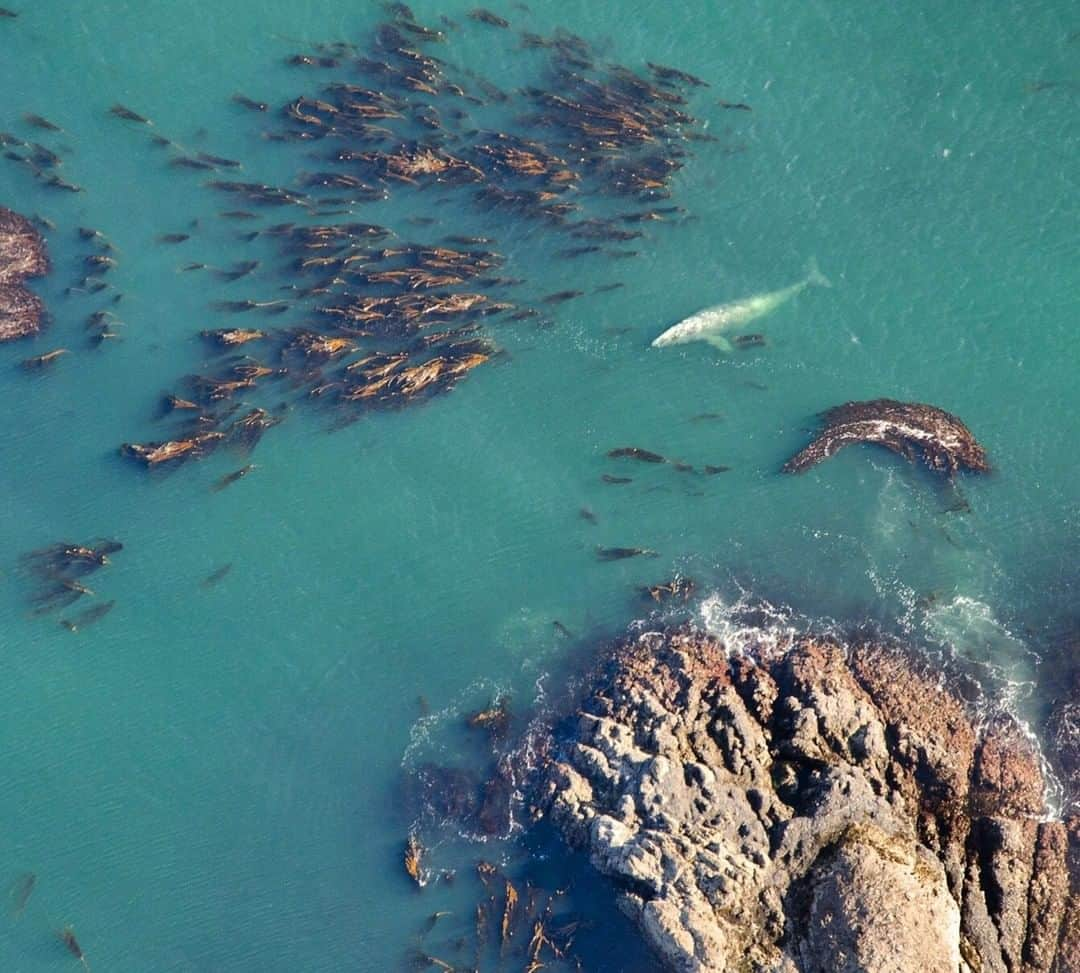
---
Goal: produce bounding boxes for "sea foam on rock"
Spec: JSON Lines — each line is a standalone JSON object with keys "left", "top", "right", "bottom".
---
{"left": 537, "top": 628, "right": 1078, "bottom": 972}
{"left": 0, "top": 206, "right": 49, "bottom": 341}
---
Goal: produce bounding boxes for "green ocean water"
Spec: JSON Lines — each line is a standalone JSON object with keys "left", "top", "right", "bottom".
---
{"left": 0, "top": 1, "right": 1077, "bottom": 970}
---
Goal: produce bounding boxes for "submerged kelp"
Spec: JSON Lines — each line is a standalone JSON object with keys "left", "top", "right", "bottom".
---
{"left": 20, "top": 539, "right": 121, "bottom": 624}
{"left": 403, "top": 859, "right": 589, "bottom": 973}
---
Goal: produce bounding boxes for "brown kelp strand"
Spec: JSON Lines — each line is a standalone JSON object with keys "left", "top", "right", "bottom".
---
{"left": 596, "top": 546, "right": 658, "bottom": 561}
{"left": 212, "top": 464, "right": 256, "bottom": 492}
{"left": 469, "top": 8, "right": 510, "bottom": 28}
{"left": 19, "top": 348, "right": 68, "bottom": 369}
{"left": 232, "top": 92, "right": 268, "bottom": 112}
{"left": 607, "top": 446, "right": 665, "bottom": 463}
{"left": 200, "top": 327, "right": 266, "bottom": 347}
{"left": 201, "top": 563, "right": 233, "bottom": 587}
{"left": 641, "top": 576, "right": 696, "bottom": 603}
{"left": 109, "top": 103, "right": 152, "bottom": 124}
{"left": 206, "top": 180, "right": 308, "bottom": 207}
{"left": 7, "top": 872, "right": 36, "bottom": 917}
{"left": 226, "top": 408, "right": 282, "bottom": 451}
{"left": 401, "top": 861, "right": 584, "bottom": 972}
{"left": 465, "top": 696, "right": 511, "bottom": 739}
{"left": 404, "top": 832, "right": 427, "bottom": 887}
{"left": 121, "top": 431, "right": 225, "bottom": 466}
{"left": 22, "top": 113, "right": 62, "bottom": 132}
{"left": 60, "top": 599, "right": 115, "bottom": 633}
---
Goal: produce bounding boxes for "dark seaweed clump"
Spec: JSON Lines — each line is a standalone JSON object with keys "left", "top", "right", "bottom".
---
{"left": 20, "top": 539, "right": 121, "bottom": 629}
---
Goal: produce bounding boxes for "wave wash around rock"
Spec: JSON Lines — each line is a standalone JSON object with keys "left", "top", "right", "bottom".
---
{"left": 536, "top": 629, "right": 1079, "bottom": 973}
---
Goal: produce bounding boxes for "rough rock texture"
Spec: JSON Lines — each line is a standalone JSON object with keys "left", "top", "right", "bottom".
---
{"left": 1044, "top": 622, "right": 1080, "bottom": 973}
{"left": 0, "top": 206, "right": 49, "bottom": 341}
{"left": 540, "top": 630, "right": 1075, "bottom": 973}
{"left": 1044, "top": 624, "right": 1080, "bottom": 813}
{"left": 782, "top": 399, "right": 990, "bottom": 476}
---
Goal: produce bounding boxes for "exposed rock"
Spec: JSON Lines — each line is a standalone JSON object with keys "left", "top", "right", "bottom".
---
{"left": 0, "top": 207, "right": 49, "bottom": 283}
{"left": 0, "top": 206, "right": 49, "bottom": 341}
{"left": 782, "top": 399, "right": 990, "bottom": 476}
{"left": 1043, "top": 622, "right": 1080, "bottom": 815}
{"left": 539, "top": 629, "right": 1072, "bottom": 973}
{"left": 1049, "top": 689, "right": 1080, "bottom": 812}
{"left": 972, "top": 714, "right": 1047, "bottom": 818}
{"left": 0, "top": 282, "right": 46, "bottom": 342}
{"left": 1058, "top": 816, "right": 1080, "bottom": 973}
{"left": 799, "top": 823, "right": 961, "bottom": 973}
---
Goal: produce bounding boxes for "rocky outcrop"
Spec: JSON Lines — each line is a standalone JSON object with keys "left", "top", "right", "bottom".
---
{"left": 0, "top": 206, "right": 49, "bottom": 341}
{"left": 782, "top": 399, "right": 990, "bottom": 475}
{"left": 539, "top": 629, "right": 1076, "bottom": 973}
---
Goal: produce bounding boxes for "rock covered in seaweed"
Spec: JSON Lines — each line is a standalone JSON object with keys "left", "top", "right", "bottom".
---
{"left": 782, "top": 398, "right": 989, "bottom": 476}
{"left": 538, "top": 628, "right": 1075, "bottom": 973}
{"left": 0, "top": 206, "right": 49, "bottom": 283}
{"left": 0, "top": 206, "right": 49, "bottom": 341}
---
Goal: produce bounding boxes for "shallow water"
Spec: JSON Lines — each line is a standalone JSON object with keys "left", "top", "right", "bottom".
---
{"left": 0, "top": 1, "right": 1077, "bottom": 970}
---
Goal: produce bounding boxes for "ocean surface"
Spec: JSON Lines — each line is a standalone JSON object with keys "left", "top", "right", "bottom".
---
{"left": 1, "top": 1, "right": 1077, "bottom": 969}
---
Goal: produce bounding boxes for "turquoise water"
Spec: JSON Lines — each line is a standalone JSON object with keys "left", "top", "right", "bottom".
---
{"left": 1, "top": 1, "right": 1077, "bottom": 970}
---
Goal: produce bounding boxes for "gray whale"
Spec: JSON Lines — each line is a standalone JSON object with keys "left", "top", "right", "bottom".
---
{"left": 783, "top": 399, "right": 989, "bottom": 476}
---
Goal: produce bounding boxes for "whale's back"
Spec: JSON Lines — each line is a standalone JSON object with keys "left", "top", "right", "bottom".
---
{"left": 652, "top": 304, "right": 731, "bottom": 346}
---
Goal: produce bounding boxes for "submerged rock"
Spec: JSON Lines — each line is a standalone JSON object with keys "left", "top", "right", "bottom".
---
{"left": 783, "top": 399, "right": 990, "bottom": 476}
{"left": 0, "top": 206, "right": 49, "bottom": 341}
{"left": 538, "top": 629, "right": 1075, "bottom": 972}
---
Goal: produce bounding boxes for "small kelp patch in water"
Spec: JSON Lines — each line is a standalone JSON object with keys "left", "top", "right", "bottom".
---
{"left": 60, "top": 599, "right": 115, "bottom": 633}
{"left": 466, "top": 695, "right": 511, "bottom": 740}
{"left": 21, "top": 539, "right": 122, "bottom": 621}
{"left": 19, "top": 347, "right": 68, "bottom": 369}
{"left": 596, "top": 546, "right": 658, "bottom": 561}
{"left": 402, "top": 859, "right": 587, "bottom": 973}
{"left": 200, "top": 328, "right": 265, "bottom": 347}
{"left": 404, "top": 832, "right": 427, "bottom": 888}
{"left": 7, "top": 871, "right": 35, "bottom": 917}
{"left": 121, "top": 431, "right": 225, "bottom": 467}
{"left": 211, "top": 464, "right": 256, "bottom": 492}
{"left": 607, "top": 445, "right": 666, "bottom": 463}
{"left": 201, "top": 563, "right": 233, "bottom": 587}
{"left": 641, "top": 576, "right": 696, "bottom": 603}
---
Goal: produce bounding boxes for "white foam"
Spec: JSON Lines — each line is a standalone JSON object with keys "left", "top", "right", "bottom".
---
{"left": 400, "top": 675, "right": 511, "bottom": 768}
{"left": 698, "top": 587, "right": 807, "bottom": 657}
{"left": 697, "top": 586, "right": 1065, "bottom": 819}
